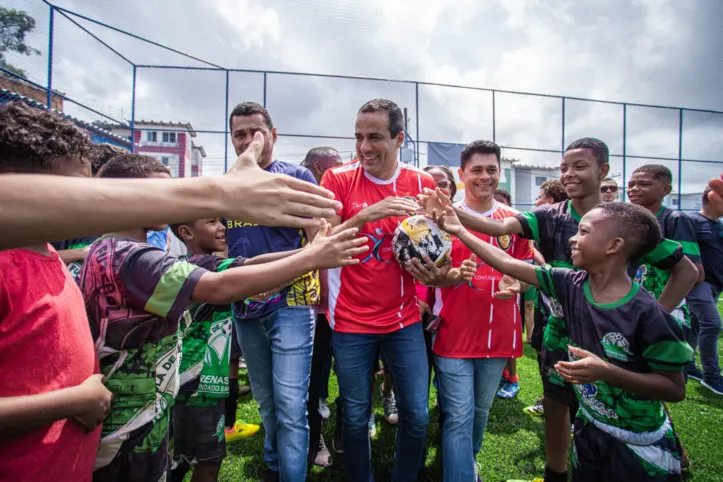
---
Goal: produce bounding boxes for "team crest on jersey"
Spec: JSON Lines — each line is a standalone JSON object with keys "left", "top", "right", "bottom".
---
{"left": 600, "top": 332, "right": 633, "bottom": 362}
{"left": 496, "top": 235, "right": 512, "bottom": 251}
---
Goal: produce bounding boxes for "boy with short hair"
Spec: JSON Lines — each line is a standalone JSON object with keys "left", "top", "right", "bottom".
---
{"left": 0, "top": 101, "right": 112, "bottom": 482}
{"left": 81, "top": 154, "right": 367, "bottom": 482}
{"left": 170, "top": 217, "right": 316, "bottom": 482}
{"left": 421, "top": 137, "right": 698, "bottom": 482}
{"left": 434, "top": 201, "right": 692, "bottom": 481}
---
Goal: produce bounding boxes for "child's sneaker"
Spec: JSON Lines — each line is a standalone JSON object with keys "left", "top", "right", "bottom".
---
{"left": 380, "top": 385, "right": 399, "bottom": 424}
{"left": 225, "top": 421, "right": 260, "bottom": 443}
{"left": 523, "top": 398, "right": 544, "bottom": 417}
{"left": 368, "top": 412, "right": 377, "bottom": 438}
{"left": 497, "top": 381, "right": 520, "bottom": 399}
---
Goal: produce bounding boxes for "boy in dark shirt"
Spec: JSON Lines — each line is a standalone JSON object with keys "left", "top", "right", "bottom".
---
{"left": 80, "top": 154, "right": 367, "bottom": 482}
{"left": 434, "top": 201, "right": 692, "bottom": 481}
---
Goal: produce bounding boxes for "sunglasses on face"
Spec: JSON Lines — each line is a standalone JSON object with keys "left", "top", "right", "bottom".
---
{"left": 436, "top": 180, "right": 452, "bottom": 189}
{"left": 601, "top": 186, "right": 618, "bottom": 193}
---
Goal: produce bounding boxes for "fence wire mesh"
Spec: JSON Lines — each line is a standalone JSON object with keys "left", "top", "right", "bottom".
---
{"left": 2, "top": 1, "right": 721, "bottom": 211}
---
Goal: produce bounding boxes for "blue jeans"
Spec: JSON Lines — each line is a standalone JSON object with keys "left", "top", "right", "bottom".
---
{"left": 332, "top": 322, "right": 430, "bottom": 482}
{"left": 435, "top": 355, "right": 508, "bottom": 481}
{"left": 235, "top": 306, "right": 315, "bottom": 482}
{"left": 687, "top": 282, "right": 722, "bottom": 381}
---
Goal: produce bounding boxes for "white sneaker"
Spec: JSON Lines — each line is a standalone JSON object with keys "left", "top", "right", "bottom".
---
{"left": 318, "top": 398, "right": 331, "bottom": 421}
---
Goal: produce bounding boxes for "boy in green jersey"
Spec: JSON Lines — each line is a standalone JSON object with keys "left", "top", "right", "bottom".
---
{"left": 433, "top": 200, "right": 692, "bottom": 481}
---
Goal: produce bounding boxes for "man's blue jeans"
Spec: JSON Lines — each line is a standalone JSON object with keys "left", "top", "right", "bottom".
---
{"left": 235, "top": 306, "right": 315, "bottom": 482}
{"left": 332, "top": 322, "right": 430, "bottom": 482}
{"left": 687, "top": 282, "right": 722, "bottom": 382}
{"left": 435, "top": 355, "right": 507, "bottom": 481}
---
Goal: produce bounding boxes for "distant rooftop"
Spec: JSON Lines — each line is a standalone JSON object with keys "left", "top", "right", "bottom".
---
{"left": 0, "top": 89, "right": 133, "bottom": 149}
{"left": 93, "top": 119, "right": 197, "bottom": 137}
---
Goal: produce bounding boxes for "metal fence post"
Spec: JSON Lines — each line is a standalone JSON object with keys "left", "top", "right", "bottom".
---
{"left": 46, "top": 6, "right": 55, "bottom": 108}
{"left": 561, "top": 97, "right": 566, "bottom": 154}
{"left": 678, "top": 108, "right": 684, "bottom": 208}
{"left": 263, "top": 72, "right": 268, "bottom": 108}
{"left": 622, "top": 104, "right": 627, "bottom": 201}
{"left": 130, "top": 65, "right": 137, "bottom": 153}
{"left": 415, "top": 82, "right": 420, "bottom": 167}
{"left": 224, "top": 70, "right": 230, "bottom": 173}
{"left": 492, "top": 90, "right": 496, "bottom": 143}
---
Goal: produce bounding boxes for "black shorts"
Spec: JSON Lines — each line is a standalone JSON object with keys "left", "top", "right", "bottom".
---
{"left": 540, "top": 349, "right": 579, "bottom": 408}
{"left": 572, "top": 417, "right": 683, "bottom": 482}
{"left": 230, "top": 323, "right": 241, "bottom": 360}
{"left": 93, "top": 433, "right": 169, "bottom": 482}
{"left": 172, "top": 399, "right": 227, "bottom": 466}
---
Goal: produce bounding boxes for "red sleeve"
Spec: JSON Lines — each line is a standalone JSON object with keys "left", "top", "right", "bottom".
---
{"left": 321, "top": 169, "right": 345, "bottom": 218}
{"left": 421, "top": 172, "right": 436, "bottom": 192}
{"left": 511, "top": 233, "right": 534, "bottom": 262}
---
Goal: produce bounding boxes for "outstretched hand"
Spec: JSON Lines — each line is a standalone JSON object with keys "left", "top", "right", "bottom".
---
{"left": 458, "top": 254, "right": 477, "bottom": 283}
{"left": 418, "top": 187, "right": 453, "bottom": 218}
{"left": 494, "top": 275, "right": 521, "bottom": 300}
{"left": 308, "top": 219, "right": 369, "bottom": 269}
{"left": 555, "top": 346, "right": 611, "bottom": 384}
{"left": 406, "top": 254, "right": 452, "bottom": 286}
{"left": 223, "top": 131, "right": 342, "bottom": 229}
{"left": 432, "top": 204, "right": 463, "bottom": 235}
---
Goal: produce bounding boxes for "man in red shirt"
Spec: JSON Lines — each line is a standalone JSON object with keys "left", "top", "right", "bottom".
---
{"left": 321, "top": 99, "right": 465, "bottom": 481}
{"left": 432, "top": 140, "right": 532, "bottom": 481}
{"left": 0, "top": 101, "right": 112, "bottom": 482}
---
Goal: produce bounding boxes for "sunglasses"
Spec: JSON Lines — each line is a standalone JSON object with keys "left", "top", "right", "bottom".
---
{"left": 436, "top": 180, "right": 452, "bottom": 189}
{"left": 601, "top": 186, "right": 618, "bottom": 193}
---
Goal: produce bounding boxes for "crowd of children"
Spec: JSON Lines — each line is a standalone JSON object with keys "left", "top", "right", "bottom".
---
{"left": 0, "top": 97, "right": 722, "bottom": 482}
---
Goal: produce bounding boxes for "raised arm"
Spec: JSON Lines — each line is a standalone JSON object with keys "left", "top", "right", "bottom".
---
{"left": 434, "top": 206, "right": 539, "bottom": 288}
{"left": 328, "top": 196, "right": 419, "bottom": 234}
{"left": 0, "top": 132, "right": 342, "bottom": 251}
{"left": 421, "top": 188, "right": 521, "bottom": 236}
{"left": 193, "top": 222, "right": 367, "bottom": 305}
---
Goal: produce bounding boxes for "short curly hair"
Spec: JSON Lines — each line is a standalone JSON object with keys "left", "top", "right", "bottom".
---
{"left": 90, "top": 143, "right": 128, "bottom": 176}
{"left": 98, "top": 153, "right": 171, "bottom": 179}
{"left": 0, "top": 101, "right": 93, "bottom": 174}
{"left": 540, "top": 179, "right": 568, "bottom": 203}
{"left": 594, "top": 202, "right": 661, "bottom": 261}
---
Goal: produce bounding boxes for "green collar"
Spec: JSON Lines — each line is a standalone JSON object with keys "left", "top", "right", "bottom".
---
{"left": 583, "top": 278, "right": 639, "bottom": 310}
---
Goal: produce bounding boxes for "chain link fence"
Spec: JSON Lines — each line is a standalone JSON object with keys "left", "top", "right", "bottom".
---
{"left": 2, "top": 1, "right": 722, "bottom": 211}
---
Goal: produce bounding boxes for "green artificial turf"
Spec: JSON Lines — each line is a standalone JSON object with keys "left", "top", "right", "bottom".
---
{"left": 208, "top": 307, "right": 723, "bottom": 482}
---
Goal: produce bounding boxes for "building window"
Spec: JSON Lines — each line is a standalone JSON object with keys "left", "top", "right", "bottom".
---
{"left": 535, "top": 176, "right": 546, "bottom": 186}
{"left": 146, "top": 131, "right": 157, "bottom": 142}
{"left": 672, "top": 198, "right": 679, "bottom": 206}
{"left": 162, "top": 132, "right": 177, "bottom": 144}
{"left": 161, "top": 156, "right": 170, "bottom": 166}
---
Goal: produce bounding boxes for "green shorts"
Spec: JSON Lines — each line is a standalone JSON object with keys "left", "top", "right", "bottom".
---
{"left": 524, "top": 286, "right": 537, "bottom": 302}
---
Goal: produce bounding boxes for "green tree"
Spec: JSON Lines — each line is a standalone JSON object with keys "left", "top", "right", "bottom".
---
{"left": 0, "top": 7, "right": 40, "bottom": 78}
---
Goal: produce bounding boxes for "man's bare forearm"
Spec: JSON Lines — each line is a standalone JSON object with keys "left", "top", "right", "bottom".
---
{"left": 0, "top": 175, "right": 224, "bottom": 250}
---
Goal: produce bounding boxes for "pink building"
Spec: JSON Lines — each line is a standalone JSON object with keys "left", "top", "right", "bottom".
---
{"left": 97, "top": 120, "right": 204, "bottom": 177}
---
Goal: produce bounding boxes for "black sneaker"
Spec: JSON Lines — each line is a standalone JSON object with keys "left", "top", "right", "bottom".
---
{"left": 686, "top": 365, "right": 703, "bottom": 382}
{"left": 702, "top": 376, "right": 723, "bottom": 395}
{"left": 260, "top": 468, "right": 280, "bottom": 482}
{"left": 332, "top": 400, "right": 344, "bottom": 454}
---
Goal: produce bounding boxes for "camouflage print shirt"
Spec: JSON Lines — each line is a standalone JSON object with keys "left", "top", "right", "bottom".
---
{"left": 177, "top": 254, "right": 245, "bottom": 407}
{"left": 78, "top": 236, "right": 204, "bottom": 467}
{"left": 536, "top": 265, "right": 692, "bottom": 437}
{"left": 632, "top": 207, "right": 702, "bottom": 328}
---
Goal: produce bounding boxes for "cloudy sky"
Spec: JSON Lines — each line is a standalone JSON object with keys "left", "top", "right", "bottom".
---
{"left": 8, "top": 0, "right": 723, "bottom": 190}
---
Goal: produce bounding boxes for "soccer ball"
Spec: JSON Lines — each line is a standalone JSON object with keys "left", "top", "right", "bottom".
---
{"left": 392, "top": 215, "right": 452, "bottom": 267}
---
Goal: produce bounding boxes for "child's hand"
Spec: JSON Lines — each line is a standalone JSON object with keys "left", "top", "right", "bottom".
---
{"left": 418, "top": 299, "right": 431, "bottom": 319}
{"left": 73, "top": 374, "right": 112, "bottom": 432}
{"left": 308, "top": 219, "right": 368, "bottom": 269}
{"left": 494, "top": 275, "right": 521, "bottom": 300}
{"left": 432, "top": 204, "right": 463, "bottom": 235}
{"left": 418, "top": 188, "right": 452, "bottom": 218}
{"left": 555, "top": 346, "right": 611, "bottom": 384}
{"left": 458, "top": 254, "right": 477, "bottom": 283}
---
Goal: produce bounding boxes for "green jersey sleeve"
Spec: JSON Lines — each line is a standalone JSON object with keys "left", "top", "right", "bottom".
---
{"left": 639, "top": 303, "right": 693, "bottom": 372}
{"left": 640, "top": 238, "right": 683, "bottom": 270}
